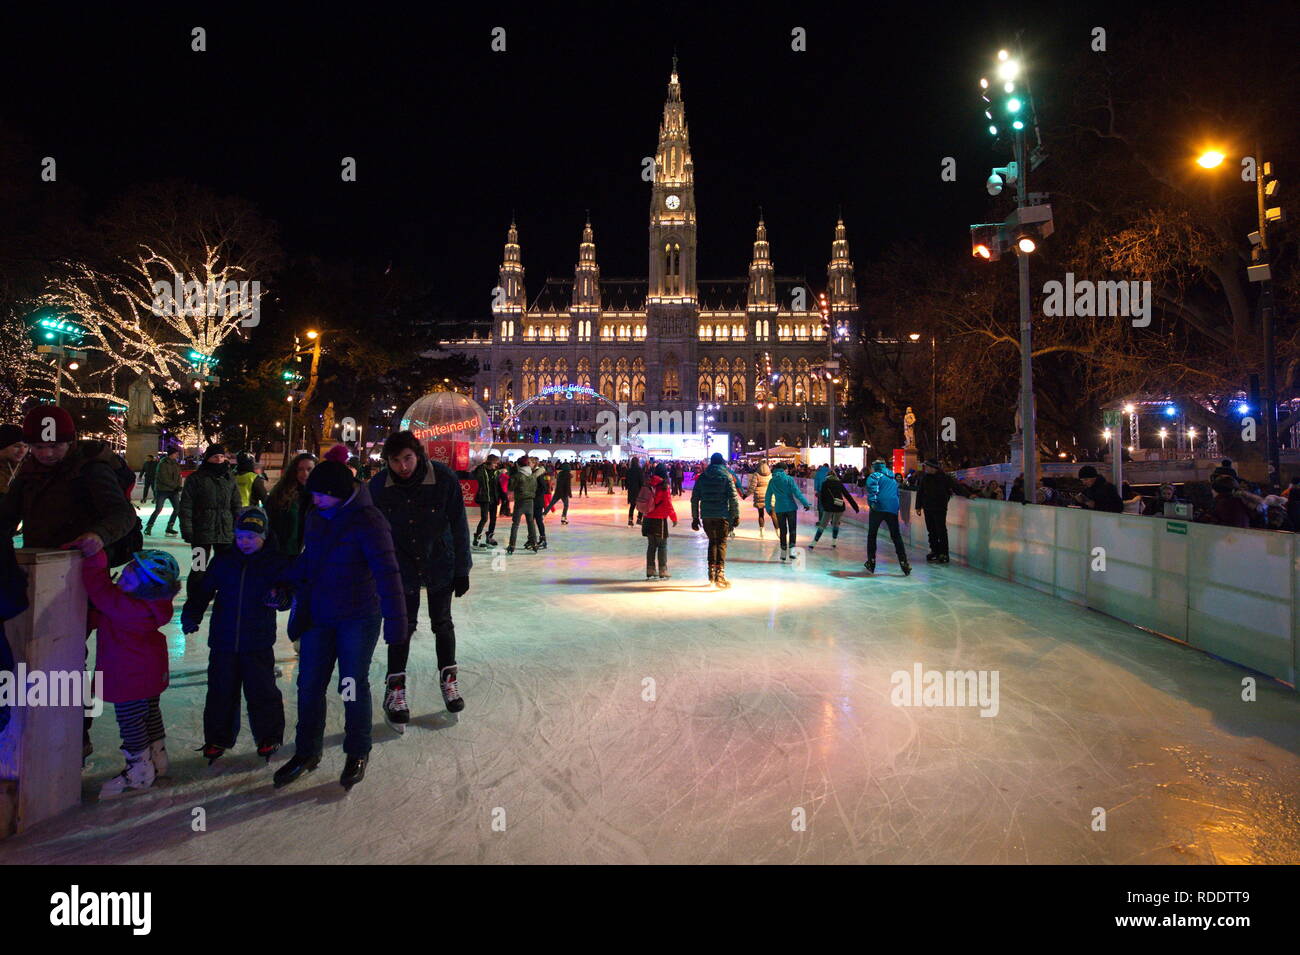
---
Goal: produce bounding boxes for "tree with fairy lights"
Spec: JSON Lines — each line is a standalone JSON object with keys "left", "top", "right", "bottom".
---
{"left": 37, "top": 182, "right": 283, "bottom": 415}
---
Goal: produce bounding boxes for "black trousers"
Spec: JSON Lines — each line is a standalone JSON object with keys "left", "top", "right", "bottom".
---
{"left": 475, "top": 503, "right": 497, "bottom": 539}
{"left": 923, "top": 506, "right": 950, "bottom": 556}
{"left": 204, "top": 647, "right": 284, "bottom": 748}
{"left": 867, "top": 510, "right": 908, "bottom": 562}
{"left": 392, "top": 585, "right": 456, "bottom": 674}
{"left": 776, "top": 510, "right": 798, "bottom": 549}
{"left": 703, "top": 517, "right": 729, "bottom": 566}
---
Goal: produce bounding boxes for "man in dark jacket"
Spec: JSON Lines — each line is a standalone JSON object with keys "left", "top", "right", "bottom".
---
{"left": 274, "top": 461, "right": 407, "bottom": 791}
{"left": 180, "top": 444, "right": 241, "bottom": 598}
{"left": 915, "top": 458, "right": 961, "bottom": 563}
{"left": 691, "top": 453, "right": 741, "bottom": 587}
{"left": 625, "top": 457, "right": 645, "bottom": 526}
{"left": 0, "top": 406, "right": 137, "bottom": 560}
{"left": 181, "top": 507, "right": 293, "bottom": 762}
{"left": 1077, "top": 465, "right": 1124, "bottom": 513}
{"left": 139, "top": 453, "right": 157, "bottom": 504}
{"left": 471, "top": 454, "right": 500, "bottom": 547}
{"left": 368, "top": 431, "right": 472, "bottom": 729}
{"left": 546, "top": 461, "right": 572, "bottom": 524}
{"left": 145, "top": 448, "right": 183, "bottom": 536}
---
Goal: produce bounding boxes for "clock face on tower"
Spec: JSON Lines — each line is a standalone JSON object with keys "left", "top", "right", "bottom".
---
{"left": 665, "top": 194, "right": 680, "bottom": 210}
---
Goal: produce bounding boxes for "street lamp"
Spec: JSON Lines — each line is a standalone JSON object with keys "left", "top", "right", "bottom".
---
{"left": 1158, "top": 427, "right": 1168, "bottom": 450}
{"left": 1188, "top": 427, "right": 1198, "bottom": 455}
{"left": 1196, "top": 143, "right": 1285, "bottom": 487}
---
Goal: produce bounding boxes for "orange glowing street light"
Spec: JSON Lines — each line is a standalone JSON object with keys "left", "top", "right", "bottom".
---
{"left": 1196, "top": 149, "right": 1226, "bottom": 169}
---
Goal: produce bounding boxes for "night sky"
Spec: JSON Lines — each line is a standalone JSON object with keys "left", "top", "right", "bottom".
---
{"left": 5, "top": 2, "right": 1160, "bottom": 320}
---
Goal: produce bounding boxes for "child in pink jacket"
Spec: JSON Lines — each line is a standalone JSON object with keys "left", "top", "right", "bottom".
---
{"left": 80, "top": 547, "right": 181, "bottom": 798}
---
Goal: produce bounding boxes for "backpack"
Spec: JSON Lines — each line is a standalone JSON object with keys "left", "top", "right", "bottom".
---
{"left": 634, "top": 484, "right": 656, "bottom": 515}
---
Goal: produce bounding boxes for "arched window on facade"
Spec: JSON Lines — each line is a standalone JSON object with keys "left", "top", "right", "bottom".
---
{"left": 697, "top": 358, "right": 712, "bottom": 405}
{"left": 663, "top": 352, "right": 681, "bottom": 400}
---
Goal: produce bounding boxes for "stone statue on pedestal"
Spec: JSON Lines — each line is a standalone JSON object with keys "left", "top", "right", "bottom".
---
{"left": 126, "top": 373, "right": 155, "bottom": 430}
{"left": 124, "top": 373, "right": 160, "bottom": 470}
{"left": 903, "top": 406, "right": 917, "bottom": 450}
{"left": 322, "top": 401, "right": 336, "bottom": 442}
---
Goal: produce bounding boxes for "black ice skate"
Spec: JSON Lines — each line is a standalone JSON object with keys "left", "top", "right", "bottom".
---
{"left": 926, "top": 552, "right": 939, "bottom": 562}
{"left": 273, "top": 753, "right": 321, "bottom": 789}
{"left": 938, "top": 555, "right": 950, "bottom": 564}
{"left": 199, "top": 743, "right": 226, "bottom": 765}
{"left": 340, "top": 755, "right": 367, "bottom": 790}
{"left": 383, "top": 674, "right": 410, "bottom": 734}
{"left": 900, "top": 558, "right": 912, "bottom": 576}
{"left": 440, "top": 665, "right": 465, "bottom": 714}
{"left": 257, "top": 741, "right": 282, "bottom": 762}
{"left": 864, "top": 558, "right": 876, "bottom": 574}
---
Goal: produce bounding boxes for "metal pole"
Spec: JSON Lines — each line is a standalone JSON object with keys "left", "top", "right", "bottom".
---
{"left": 284, "top": 396, "right": 294, "bottom": 471}
{"left": 196, "top": 381, "right": 204, "bottom": 455}
{"left": 931, "top": 336, "right": 937, "bottom": 454}
{"left": 1015, "top": 129, "right": 1038, "bottom": 504}
{"left": 1257, "top": 141, "right": 1279, "bottom": 489}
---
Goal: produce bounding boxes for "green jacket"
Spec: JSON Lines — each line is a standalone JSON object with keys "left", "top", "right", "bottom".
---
{"left": 691, "top": 463, "right": 741, "bottom": 524}
{"left": 509, "top": 466, "right": 539, "bottom": 503}
{"left": 155, "top": 456, "right": 182, "bottom": 492}
{"left": 180, "top": 463, "right": 241, "bottom": 546}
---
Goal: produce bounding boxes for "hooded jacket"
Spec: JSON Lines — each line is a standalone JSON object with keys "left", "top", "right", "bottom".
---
{"left": 154, "top": 455, "right": 183, "bottom": 492}
{"left": 819, "top": 474, "right": 860, "bottom": 513}
{"left": 866, "top": 463, "right": 901, "bottom": 514}
{"left": 181, "top": 541, "right": 294, "bottom": 652}
{"left": 691, "top": 462, "right": 741, "bottom": 523}
{"left": 0, "top": 439, "right": 137, "bottom": 551}
{"left": 643, "top": 474, "right": 677, "bottom": 520}
{"left": 82, "top": 550, "right": 173, "bottom": 703}
{"left": 764, "top": 469, "right": 811, "bottom": 514}
{"left": 283, "top": 481, "right": 407, "bottom": 642}
{"left": 510, "top": 465, "right": 539, "bottom": 504}
{"left": 471, "top": 461, "right": 499, "bottom": 505}
{"left": 749, "top": 463, "right": 771, "bottom": 504}
{"left": 180, "top": 461, "right": 242, "bottom": 546}
{"left": 625, "top": 460, "right": 645, "bottom": 503}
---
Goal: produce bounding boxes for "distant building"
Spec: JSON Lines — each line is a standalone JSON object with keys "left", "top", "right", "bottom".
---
{"left": 444, "top": 63, "right": 859, "bottom": 452}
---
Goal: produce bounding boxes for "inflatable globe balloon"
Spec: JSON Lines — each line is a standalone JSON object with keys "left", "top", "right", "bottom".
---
{"left": 399, "top": 391, "right": 494, "bottom": 468}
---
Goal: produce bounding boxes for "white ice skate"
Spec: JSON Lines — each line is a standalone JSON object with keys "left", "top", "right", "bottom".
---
{"left": 149, "top": 738, "right": 170, "bottom": 777}
{"left": 99, "top": 748, "right": 156, "bottom": 799}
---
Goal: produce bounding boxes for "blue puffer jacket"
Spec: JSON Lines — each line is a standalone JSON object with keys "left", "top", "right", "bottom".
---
{"left": 368, "top": 459, "right": 472, "bottom": 592}
{"left": 691, "top": 463, "right": 741, "bottom": 523}
{"left": 867, "top": 466, "right": 900, "bottom": 514}
{"left": 284, "top": 482, "right": 408, "bottom": 642}
{"left": 764, "top": 469, "right": 811, "bottom": 513}
{"left": 181, "top": 543, "right": 293, "bottom": 652}
{"left": 813, "top": 464, "right": 830, "bottom": 496}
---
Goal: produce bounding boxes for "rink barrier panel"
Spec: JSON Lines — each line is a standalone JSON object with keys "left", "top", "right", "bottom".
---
{"left": 0, "top": 549, "right": 88, "bottom": 837}
{"left": 831, "top": 486, "right": 1296, "bottom": 688}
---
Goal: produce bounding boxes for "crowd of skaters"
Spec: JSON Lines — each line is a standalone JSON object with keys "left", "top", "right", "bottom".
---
{"left": 16, "top": 401, "right": 1296, "bottom": 805}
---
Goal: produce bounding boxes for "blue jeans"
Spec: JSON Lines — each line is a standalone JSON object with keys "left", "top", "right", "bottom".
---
{"left": 294, "top": 614, "right": 381, "bottom": 758}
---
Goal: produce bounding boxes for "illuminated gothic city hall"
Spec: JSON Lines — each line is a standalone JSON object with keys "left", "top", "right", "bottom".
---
{"left": 453, "top": 66, "right": 858, "bottom": 448}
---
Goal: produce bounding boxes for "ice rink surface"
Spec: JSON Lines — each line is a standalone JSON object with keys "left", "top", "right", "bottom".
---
{"left": 4, "top": 493, "right": 1298, "bottom": 864}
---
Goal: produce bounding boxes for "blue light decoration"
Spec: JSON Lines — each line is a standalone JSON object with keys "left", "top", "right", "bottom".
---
{"left": 1238, "top": 403, "right": 1250, "bottom": 414}
{"left": 1165, "top": 406, "right": 1178, "bottom": 417}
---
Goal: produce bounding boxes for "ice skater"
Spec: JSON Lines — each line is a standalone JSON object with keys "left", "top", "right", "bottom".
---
{"left": 864, "top": 459, "right": 911, "bottom": 576}
{"left": 471, "top": 454, "right": 500, "bottom": 547}
{"left": 78, "top": 545, "right": 181, "bottom": 798}
{"left": 273, "top": 460, "right": 408, "bottom": 791}
{"left": 691, "top": 452, "right": 741, "bottom": 588}
{"left": 625, "top": 456, "right": 645, "bottom": 526}
{"left": 369, "top": 431, "right": 472, "bottom": 731}
{"left": 763, "top": 462, "right": 811, "bottom": 561}
{"left": 915, "top": 458, "right": 960, "bottom": 563}
{"left": 810, "top": 468, "right": 859, "bottom": 549}
{"left": 181, "top": 507, "right": 291, "bottom": 764}
{"left": 748, "top": 461, "right": 771, "bottom": 537}
{"left": 506, "top": 456, "right": 539, "bottom": 553}
{"left": 640, "top": 463, "right": 678, "bottom": 578}
{"left": 547, "top": 461, "right": 572, "bottom": 522}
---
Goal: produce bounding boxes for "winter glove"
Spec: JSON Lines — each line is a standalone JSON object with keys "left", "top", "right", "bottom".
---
{"left": 62, "top": 533, "right": 104, "bottom": 558}
{"left": 691, "top": 520, "right": 700, "bottom": 531}
{"left": 453, "top": 575, "right": 470, "bottom": 598}
{"left": 181, "top": 617, "right": 199, "bottom": 635}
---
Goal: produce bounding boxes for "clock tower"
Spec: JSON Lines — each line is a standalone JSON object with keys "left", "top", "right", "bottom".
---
{"left": 648, "top": 60, "right": 697, "bottom": 304}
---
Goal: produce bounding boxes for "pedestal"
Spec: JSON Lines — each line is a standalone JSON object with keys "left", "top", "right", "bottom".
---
{"left": 0, "top": 549, "right": 88, "bottom": 838}
{"left": 125, "top": 427, "right": 161, "bottom": 471}
{"left": 903, "top": 446, "right": 920, "bottom": 476}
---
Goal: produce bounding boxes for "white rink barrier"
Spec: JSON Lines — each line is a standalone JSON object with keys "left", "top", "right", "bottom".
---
{"left": 883, "top": 492, "right": 1297, "bottom": 689}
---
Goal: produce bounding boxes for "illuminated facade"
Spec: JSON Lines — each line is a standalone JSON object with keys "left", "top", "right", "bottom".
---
{"left": 449, "top": 64, "right": 859, "bottom": 451}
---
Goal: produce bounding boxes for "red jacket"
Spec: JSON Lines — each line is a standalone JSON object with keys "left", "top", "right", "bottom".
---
{"left": 82, "top": 550, "right": 173, "bottom": 703}
{"left": 645, "top": 475, "right": 677, "bottom": 521}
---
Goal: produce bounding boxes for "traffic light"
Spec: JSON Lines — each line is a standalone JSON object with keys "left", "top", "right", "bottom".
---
{"left": 970, "top": 223, "right": 1003, "bottom": 261}
{"left": 979, "top": 49, "right": 1032, "bottom": 144}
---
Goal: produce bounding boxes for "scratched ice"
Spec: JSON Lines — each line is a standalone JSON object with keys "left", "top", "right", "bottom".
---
{"left": 3, "top": 494, "right": 1298, "bottom": 864}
